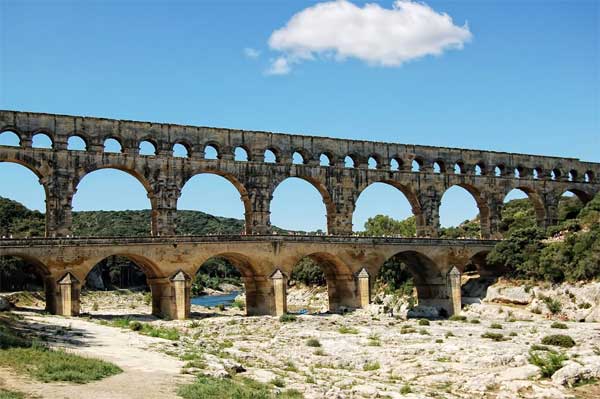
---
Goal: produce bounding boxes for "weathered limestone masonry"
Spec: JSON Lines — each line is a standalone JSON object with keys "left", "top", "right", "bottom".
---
{"left": 0, "top": 236, "right": 495, "bottom": 319}
{"left": 1, "top": 110, "right": 598, "bottom": 239}
{"left": 0, "top": 110, "right": 599, "bottom": 319}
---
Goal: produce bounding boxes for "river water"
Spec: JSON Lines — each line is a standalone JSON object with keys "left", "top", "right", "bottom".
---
{"left": 191, "top": 291, "right": 240, "bottom": 307}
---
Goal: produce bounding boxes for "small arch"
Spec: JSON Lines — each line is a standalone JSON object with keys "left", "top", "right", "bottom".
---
{"left": 494, "top": 165, "right": 504, "bottom": 177}
{"left": 514, "top": 167, "right": 523, "bottom": 179}
{"left": 584, "top": 171, "right": 594, "bottom": 183}
{"left": 292, "top": 151, "right": 306, "bottom": 165}
{"left": 0, "top": 130, "right": 21, "bottom": 147}
{"left": 264, "top": 149, "right": 277, "bottom": 163}
{"left": 440, "top": 185, "right": 485, "bottom": 238}
{"left": 344, "top": 155, "right": 356, "bottom": 168}
{"left": 433, "top": 160, "right": 445, "bottom": 174}
{"left": 411, "top": 159, "right": 422, "bottom": 172}
{"left": 551, "top": 168, "right": 562, "bottom": 181}
{"left": 533, "top": 167, "right": 542, "bottom": 180}
{"left": 32, "top": 133, "right": 53, "bottom": 149}
{"left": 390, "top": 158, "right": 401, "bottom": 171}
{"left": 474, "top": 162, "right": 486, "bottom": 176}
{"left": 453, "top": 162, "right": 465, "bottom": 175}
{"left": 319, "top": 153, "right": 332, "bottom": 166}
{"left": 368, "top": 156, "right": 378, "bottom": 170}
{"left": 68, "top": 135, "right": 87, "bottom": 151}
{"left": 568, "top": 170, "right": 578, "bottom": 182}
{"left": 139, "top": 140, "right": 157, "bottom": 156}
{"left": 204, "top": 144, "right": 219, "bottom": 160}
{"left": 173, "top": 143, "right": 190, "bottom": 158}
{"left": 104, "top": 137, "right": 123, "bottom": 153}
{"left": 234, "top": 146, "right": 249, "bottom": 162}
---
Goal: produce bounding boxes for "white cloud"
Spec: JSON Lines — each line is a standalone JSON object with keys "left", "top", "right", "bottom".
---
{"left": 243, "top": 47, "right": 261, "bottom": 58}
{"left": 266, "top": 56, "right": 291, "bottom": 75}
{"left": 267, "top": 0, "right": 472, "bottom": 73}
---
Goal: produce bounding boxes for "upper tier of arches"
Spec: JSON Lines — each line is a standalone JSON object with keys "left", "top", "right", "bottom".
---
{"left": 0, "top": 110, "right": 598, "bottom": 185}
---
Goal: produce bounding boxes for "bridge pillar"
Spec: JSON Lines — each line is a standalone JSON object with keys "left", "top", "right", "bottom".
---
{"left": 148, "top": 276, "right": 189, "bottom": 320}
{"left": 416, "top": 190, "right": 441, "bottom": 237}
{"left": 446, "top": 267, "right": 462, "bottom": 316}
{"left": 42, "top": 171, "right": 74, "bottom": 237}
{"left": 150, "top": 182, "right": 180, "bottom": 236}
{"left": 485, "top": 193, "right": 504, "bottom": 239}
{"left": 357, "top": 268, "right": 370, "bottom": 308}
{"left": 56, "top": 273, "right": 80, "bottom": 317}
{"left": 271, "top": 269, "right": 287, "bottom": 316}
{"left": 246, "top": 187, "right": 272, "bottom": 235}
{"left": 328, "top": 274, "right": 360, "bottom": 312}
{"left": 542, "top": 193, "right": 560, "bottom": 229}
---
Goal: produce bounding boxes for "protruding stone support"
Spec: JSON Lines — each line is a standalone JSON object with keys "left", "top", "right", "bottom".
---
{"left": 446, "top": 267, "right": 461, "bottom": 316}
{"left": 271, "top": 269, "right": 287, "bottom": 316}
{"left": 357, "top": 268, "right": 370, "bottom": 308}
{"left": 171, "top": 271, "right": 191, "bottom": 320}
{"left": 416, "top": 190, "right": 441, "bottom": 237}
{"left": 246, "top": 187, "right": 272, "bottom": 235}
{"left": 57, "top": 273, "right": 80, "bottom": 316}
{"left": 485, "top": 194, "right": 505, "bottom": 239}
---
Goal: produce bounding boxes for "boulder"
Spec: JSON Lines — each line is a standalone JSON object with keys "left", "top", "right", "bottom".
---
{"left": 551, "top": 360, "right": 600, "bottom": 386}
{"left": 484, "top": 285, "right": 533, "bottom": 305}
{"left": 0, "top": 296, "right": 10, "bottom": 311}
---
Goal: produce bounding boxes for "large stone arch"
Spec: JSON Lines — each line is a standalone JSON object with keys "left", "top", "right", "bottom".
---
{"left": 270, "top": 175, "right": 335, "bottom": 233}
{"left": 179, "top": 169, "right": 252, "bottom": 233}
{"left": 440, "top": 183, "right": 490, "bottom": 238}
{"left": 503, "top": 185, "right": 546, "bottom": 227}
{"left": 354, "top": 180, "right": 422, "bottom": 234}
{"left": 0, "top": 252, "right": 55, "bottom": 312}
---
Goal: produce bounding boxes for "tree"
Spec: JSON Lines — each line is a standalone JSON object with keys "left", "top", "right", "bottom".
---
{"left": 363, "top": 215, "right": 416, "bottom": 237}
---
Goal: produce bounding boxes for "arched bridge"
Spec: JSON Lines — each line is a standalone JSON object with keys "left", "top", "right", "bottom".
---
{"left": 0, "top": 235, "right": 497, "bottom": 319}
{"left": 1, "top": 110, "right": 598, "bottom": 319}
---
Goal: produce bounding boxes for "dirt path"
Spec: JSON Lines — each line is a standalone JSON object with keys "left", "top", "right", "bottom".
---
{"left": 0, "top": 313, "right": 192, "bottom": 399}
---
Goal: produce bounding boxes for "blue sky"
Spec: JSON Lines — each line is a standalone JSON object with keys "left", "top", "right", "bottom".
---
{"left": 0, "top": 0, "right": 598, "bottom": 232}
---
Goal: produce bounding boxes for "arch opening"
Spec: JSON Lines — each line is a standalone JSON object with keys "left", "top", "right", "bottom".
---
{"left": 584, "top": 171, "right": 594, "bottom": 183}
{"left": 204, "top": 144, "right": 219, "bottom": 160}
{"left": 368, "top": 156, "right": 378, "bottom": 170}
{"left": 234, "top": 147, "right": 248, "bottom": 162}
{"left": 319, "top": 153, "right": 332, "bottom": 166}
{"left": 0, "top": 254, "right": 48, "bottom": 310}
{"left": 72, "top": 168, "right": 153, "bottom": 236}
{"left": 501, "top": 188, "right": 545, "bottom": 235}
{"left": 177, "top": 173, "right": 249, "bottom": 234}
{"left": 433, "top": 161, "right": 444, "bottom": 174}
{"left": 390, "top": 158, "right": 401, "bottom": 171}
{"left": 439, "top": 185, "right": 482, "bottom": 238}
{"left": 32, "top": 133, "right": 53, "bottom": 149}
{"left": 292, "top": 151, "right": 306, "bottom": 165}
{"left": 192, "top": 254, "right": 256, "bottom": 316}
{"left": 270, "top": 177, "right": 330, "bottom": 233}
{"left": 460, "top": 251, "right": 500, "bottom": 302}
{"left": 104, "top": 138, "right": 122, "bottom": 153}
{"left": 344, "top": 155, "right": 355, "bottom": 168}
{"left": 83, "top": 254, "right": 158, "bottom": 316}
{"left": 375, "top": 251, "right": 444, "bottom": 317}
{"left": 0, "top": 162, "right": 46, "bottom": 238}
{"left": 411, "top": 159, "right": 421, "bottom": 172}
{"left": 0, "top": 131, "right": 20, "bottom": 147}
{"left": 264, "top": 149, "right": 277, "bottom": 163}
{"left": 173, "top": 143, "right": 189, "bottom": 158}
{"left": 475, "top": 162, "right": 485, "bottom": 176}
{"left": 353, "top": 182, "right": 417, "bottom": 236}
{"left": 68, "top": 135, "right": 87, "bottom": 151}
{"left": 139, "top": 140, "right": 157, "bottom": 156}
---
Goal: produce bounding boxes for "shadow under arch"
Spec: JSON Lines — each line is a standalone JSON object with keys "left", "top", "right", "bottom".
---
{"left": 458, "top": 250, "right": 501, "bottom": 302}
{"left": 354, "top": 180, "right": 420, "bottom": 235}
{"left": 441, "top": 183, "right": 490, "bottom": 238}
{"left": 0, "top": 252, "right": 53, "bottom": 312}
{"left": 377, "top": 250, "right": 446, "bottom": 313}
{"left": 179, "top": 170, "right": 252, "bottom": 234}
{"left": 192, "top": 252, "right": 261, "bottom": 316}
{"left": 560, "top": 188, "right": 593, "bottom": 205}
{"left": 270, "top": 176, "right": 334, "bottom": 233}
{"left": 288, "top": 251, "right": 354, "bottom": 313}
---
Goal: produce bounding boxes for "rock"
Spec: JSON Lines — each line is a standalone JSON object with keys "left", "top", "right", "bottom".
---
{"left": 484, "top": 285, "right": 534, "bottom": 305}
{"left": 551, "top": 360, "right": 600, "bottom": 386}
{"left": 351, "top": 384, "right": 378, "bottom": 397}
{"left": 407, "top": 305, "right": 440, "bottom": 319}
{"left": 0, "top": 296, "right": 11, "bottom": 311}
{"left": 497, "top": 364, "right": 539, "bottom": 381}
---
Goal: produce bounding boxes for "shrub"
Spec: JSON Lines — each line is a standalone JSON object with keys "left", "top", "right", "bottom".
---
{"left": 418, "top": 319, "right": 430, "bottom": 326}
{"left": 92, "top": 302, "right": 99, "bottom": 311}
{"left": 551, "top": 322, "right": 568, "bottom": 330}
{"left": 481, "top": 332, "right": 506, "bottom": 342}
{"left": 271, "top": 377, "right": 286, "bottom": 388}
{"left": 578, "top": 302, "right": 592, "bottom": 309}
{"left": 509, "top": 332, "right": 518, "bottom": 337}
{"left": 401, "top": 326, "right": 416, "bottom": 334}
{"left": 445, "top": 331, "right": 454, "bottom": 338}
{"left": 400, "top": 384, "right": 412, "bottom": 394}
{"left": 363, "top": 361, "right": 380, "bottom": 371}
{"left": 129, "top": 321, "right": 143, "bottom": 331}
{"left": 418, "top": 328, "right": 430, "bottom": 335}
{"left": 435, "top": 339, "right": 443, "bottom": 343}
{"left": 449, "top": 315, "right": 466, "bottom": 322}
{"left": 279, "top": 314, "right": 297, "bottom": 323}
{"left": 470, "top": 319, "right": 480, "bottom": 324}
{"left": 528, "top": 351, "right": 568, "bottom": 378}
{"left": 490, "top": 323, "right": 503, "bottom": 329}
{"left": 541, "top": 334, "right": 575, "bottom": 348}
{"left": 541, "top": 296, "right": 562, "bottom": 314}
{"left": 337, "top": 326, "right": 358, "bottom": 334}
{"left": 178, "top": 375, "right": 302, "bottom": 399}
{"left": 217, "top": 303, "right": 225, "bottom": 312}
{"left": 306, "top": 338, "right": 321, "bottom": 347}
{"left": 231, "top": 299, "right": 245, "bottom": 310}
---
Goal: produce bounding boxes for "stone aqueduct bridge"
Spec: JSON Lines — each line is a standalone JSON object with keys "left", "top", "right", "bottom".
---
{"left": 0, "top": 110, "right": 599, "bottom": 319}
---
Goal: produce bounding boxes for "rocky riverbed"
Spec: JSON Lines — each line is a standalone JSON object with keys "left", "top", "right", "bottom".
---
{"left": 2, "top": 281, "right": 600, "bottom": 398}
